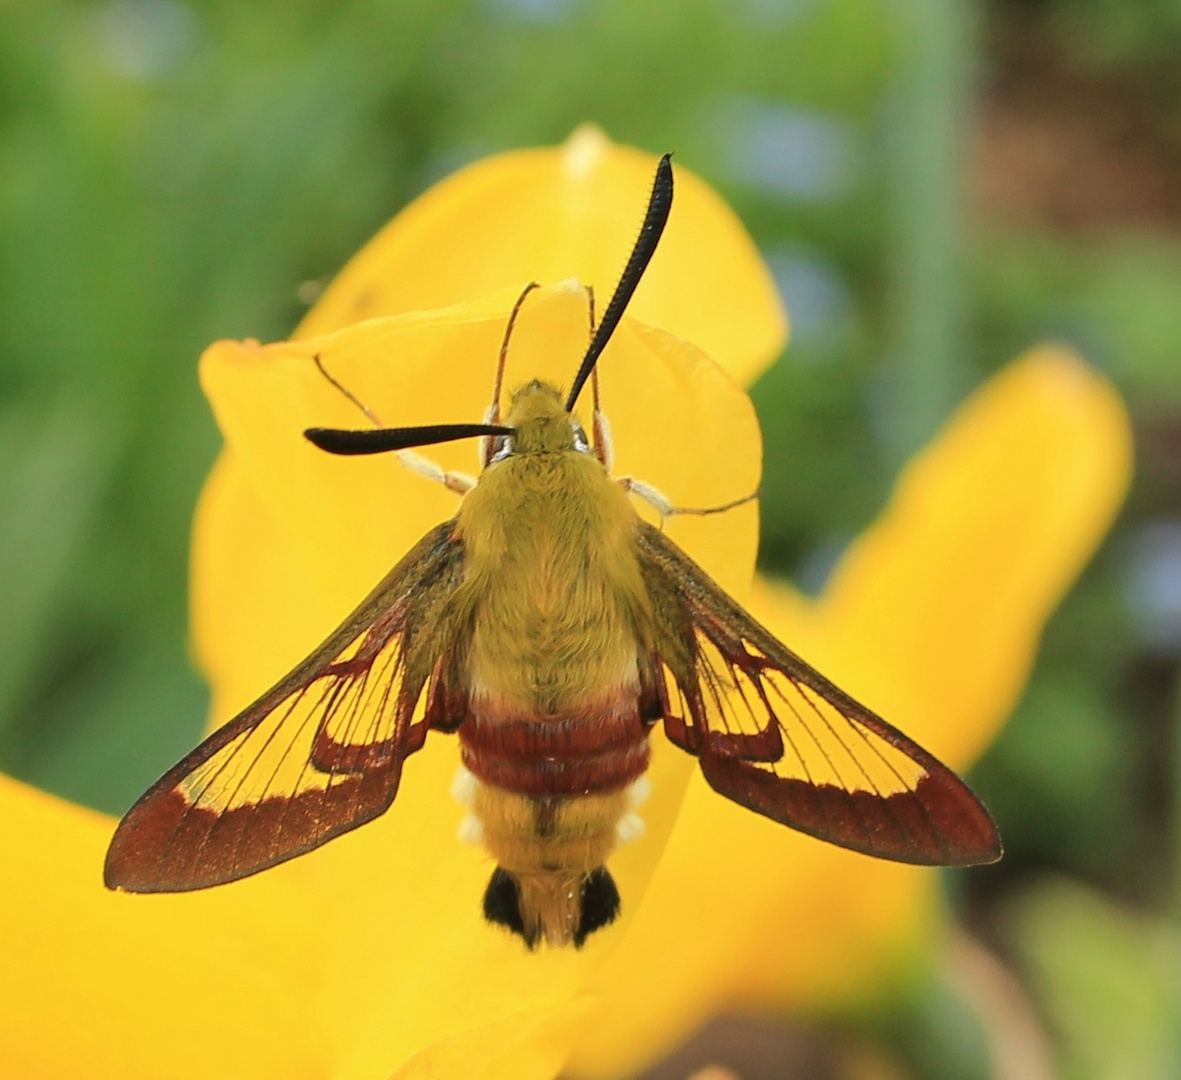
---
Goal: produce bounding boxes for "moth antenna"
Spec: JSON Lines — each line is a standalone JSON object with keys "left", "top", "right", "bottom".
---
{"left": 312, "top": 353, "right": 384, "bottom": 427}
{"left": 565, "top": 153, "right": 673, "bottom": 414}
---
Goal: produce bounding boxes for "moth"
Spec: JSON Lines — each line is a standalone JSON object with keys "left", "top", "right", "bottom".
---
{"left": 105, "top": 155, "right": 1001, "bottom": 949}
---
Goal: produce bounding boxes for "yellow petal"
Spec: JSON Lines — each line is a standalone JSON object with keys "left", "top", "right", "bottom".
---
{"left": 0, "top": 775, "right": 326, "bottom": 1080}
{"left": 564, "top": 345, "right": 1132, "bottom": 1079}
{"left": 807, "top": 344, "right": 1133, "bottom": 766}
{"left": 296, "top": 125, "right": 787, "bottom": 387}
{"left": 0, "top": 769, "right": 594, "bottom": 1080}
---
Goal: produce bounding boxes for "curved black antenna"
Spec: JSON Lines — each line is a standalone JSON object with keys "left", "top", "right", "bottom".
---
{"left": 564, "top": 153, "right": 673, "bottom": 413}
{"left": 305, "top": 423, "right": 512, "bottom": 456}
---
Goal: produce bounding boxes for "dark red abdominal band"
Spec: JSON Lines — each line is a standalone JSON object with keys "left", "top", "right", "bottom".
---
{"left": 459, "top": 709, "right": 650, "bottom": 797}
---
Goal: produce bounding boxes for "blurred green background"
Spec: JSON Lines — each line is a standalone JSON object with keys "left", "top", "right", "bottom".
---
{"left": 1, "top": 0, "right": 1179, "bottom": 1077}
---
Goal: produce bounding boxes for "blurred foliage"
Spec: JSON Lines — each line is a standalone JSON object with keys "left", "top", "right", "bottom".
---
{"left": 2, "top": 0, "right": 1181, "bottom": 1078}
{"left": 1005, "top": 878, "right": 1178, "bottom": 1080}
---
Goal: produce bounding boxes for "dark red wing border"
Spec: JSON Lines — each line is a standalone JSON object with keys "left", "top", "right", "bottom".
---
{"left": 105, "top": 767, "right": 405, "bottom": 892}
{"left": 697, "top": 748, "right": 1000, "bottom": 866}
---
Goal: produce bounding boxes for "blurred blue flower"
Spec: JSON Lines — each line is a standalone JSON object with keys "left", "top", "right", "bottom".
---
{"left": 720, "top": 97, "right": 857, "bottom": 199}
{"left": 95, "top": 0, "right": 199, "bottom": 81}
{"left": 484, "top": 0, "right": 579, "bottom": 25}
{"left": 763, "top": 246, "right": 853, "bottom": 345}
{"left": 1123, "top": 519, "right": 1181, "bottom": 650}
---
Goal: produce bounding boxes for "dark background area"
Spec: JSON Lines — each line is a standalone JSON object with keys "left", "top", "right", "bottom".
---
{"left": 1, "top": 1, "right": 1179, "bottom": 1076}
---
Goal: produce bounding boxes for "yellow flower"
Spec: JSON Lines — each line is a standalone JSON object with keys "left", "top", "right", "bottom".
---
{"left": 0, "top": 129, "right": 1130, "bottom": 1080}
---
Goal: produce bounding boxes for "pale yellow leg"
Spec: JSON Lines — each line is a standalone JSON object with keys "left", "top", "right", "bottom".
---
{"left": 617, "top": 476, "right": 757, "bottom": 523}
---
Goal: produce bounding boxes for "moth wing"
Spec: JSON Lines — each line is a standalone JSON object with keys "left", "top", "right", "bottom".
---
{"left": 637, "top": 523, "right": 1001, "bottom": 867}
{"left": 105, "top": 521, "right": 467, "bottom": 892}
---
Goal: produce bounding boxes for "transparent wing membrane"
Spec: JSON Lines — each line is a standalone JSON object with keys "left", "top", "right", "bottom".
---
{"left": 694, "top": 636, "right": 923, "bottom": 796}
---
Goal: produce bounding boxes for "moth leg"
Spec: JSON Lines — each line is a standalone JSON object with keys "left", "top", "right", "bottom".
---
{"left": 592, "top": 383, "right": 614, "bottom": 472}
{"left": 618, "top": 477, "right": 757, "bottom": 523}
{"left": 311, "top": 353, "right": 389, "bottom": 426}
{"left": 396, "top": 450, "right": 476, "bottom": 495}
{"left": 311, "top": 352, "right": 474, "bottom": 493}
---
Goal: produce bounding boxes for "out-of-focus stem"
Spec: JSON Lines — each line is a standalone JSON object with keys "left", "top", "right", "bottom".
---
{"left": 883, "top": 0, "right": 976, "bottom": 464}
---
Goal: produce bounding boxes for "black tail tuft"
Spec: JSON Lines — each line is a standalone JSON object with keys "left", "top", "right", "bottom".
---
{"left": 483, "top": 866, "right": 536, "bottom": 948}
{"left": 574, "top": 866, "right": 621, "bottom": 948}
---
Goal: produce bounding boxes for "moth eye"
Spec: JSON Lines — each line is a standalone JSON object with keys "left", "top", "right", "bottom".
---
{"left": 488, "top": 434, "right": 513, "bottom": 464}
{"left": 570, "top": 421, "right": 590, "bottom": 454}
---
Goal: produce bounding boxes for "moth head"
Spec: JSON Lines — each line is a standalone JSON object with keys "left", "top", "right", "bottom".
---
{"left": 496, "top": 381, "right": 589, "bottom": 458}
